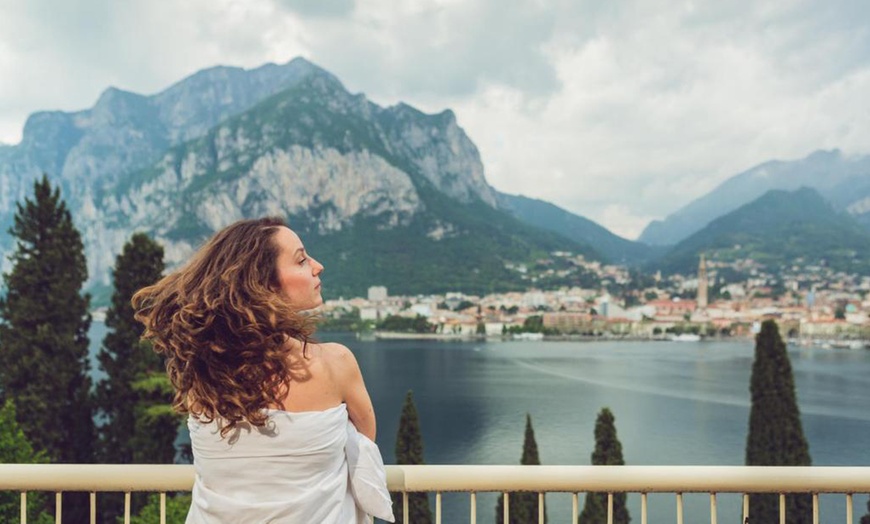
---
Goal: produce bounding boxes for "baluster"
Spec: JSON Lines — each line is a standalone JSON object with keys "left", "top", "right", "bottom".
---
{"left": 710, "top": 492, "right": 717, "bottom": 524}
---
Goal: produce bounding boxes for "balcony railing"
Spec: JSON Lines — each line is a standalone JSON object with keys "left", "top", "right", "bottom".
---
{"left": 2, "top": 464, "right": 870, "bottom": 524}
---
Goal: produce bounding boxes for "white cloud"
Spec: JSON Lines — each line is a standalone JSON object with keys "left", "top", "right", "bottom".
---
{"left": 1, "top": 0, "right": 869, "bottom": 240}
{"left": 438, "top": 0, "right": 870, "bottom": 238}
{"left": 0, "top": 0, "right": 307, "bottom": 137}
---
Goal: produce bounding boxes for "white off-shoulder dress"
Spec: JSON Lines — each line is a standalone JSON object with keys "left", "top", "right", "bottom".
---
{"left": 186, "top": 403, "right": 394, "bottom": 523}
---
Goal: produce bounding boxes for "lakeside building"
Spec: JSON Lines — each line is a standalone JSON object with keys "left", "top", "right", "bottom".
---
{"left": 367, "top": 285, "right": 388, "bottom": 302}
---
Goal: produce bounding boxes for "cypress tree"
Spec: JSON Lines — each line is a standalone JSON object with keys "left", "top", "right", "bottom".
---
{"left": 495, "top": 413, "right": 546, "bottom": 524}
{"left": 578, "top": 408, "right": 630, "bottom": 524}
{"left": 0, "top": 175, "right": 93, "bottom": 463}
{"left": 393, "top": 390, "right": 432, "bottom": 524}
{"left": 745, "top": 319, "right": 812, "bottom": 523}
{"left": 95, "top": 232, "right": 174, "bottom": 464}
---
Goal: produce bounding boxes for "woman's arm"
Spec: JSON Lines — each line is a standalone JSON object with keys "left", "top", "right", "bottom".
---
{"left": 333, "top": 344, "right": 376, "bottom": 440}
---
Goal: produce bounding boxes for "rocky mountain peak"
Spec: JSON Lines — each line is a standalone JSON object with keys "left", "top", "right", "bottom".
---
{"left": 0, "top": 57, "right": 514, "bottom": 299}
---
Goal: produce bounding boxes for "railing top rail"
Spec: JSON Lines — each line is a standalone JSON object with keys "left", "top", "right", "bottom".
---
{"left": 388, "top": 465, "right": 870, "bottom": 493}
{"left": 3, "top": 464, "right": 870, "bottom": 493}
{"left": 0, "top": 464, "right": 196, "bottom": 491}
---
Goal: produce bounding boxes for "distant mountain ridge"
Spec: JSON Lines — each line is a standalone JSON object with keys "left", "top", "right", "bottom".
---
{"left": 496, "top": 192, "right": 664, "bottom": 265}
{"left": 639, "top": 149, "right": 870, "bottom": 246}
{"left": 0, "top": 57, "right": 605, "bottom": 301}
{"left": 652, "top": 187, "right": 870, "bottom": 275}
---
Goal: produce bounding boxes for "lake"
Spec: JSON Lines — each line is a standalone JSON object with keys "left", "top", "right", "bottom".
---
{"left": 88, "top": 324, "right": 870, "bottom": 522}
{"left": 339, "top": 334, "right": 870, "bottom": 523}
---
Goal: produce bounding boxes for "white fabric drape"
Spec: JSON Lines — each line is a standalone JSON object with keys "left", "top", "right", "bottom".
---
{"left": 186, "top": 403, "right": 392, "bottom": 523}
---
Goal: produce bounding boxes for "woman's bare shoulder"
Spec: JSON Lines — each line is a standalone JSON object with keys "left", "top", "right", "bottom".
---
{"left": 318, "top": 342, "right": 360, "bottom": 373}
{"left": 319, "top": 341, "right": 355, "bottom": 359}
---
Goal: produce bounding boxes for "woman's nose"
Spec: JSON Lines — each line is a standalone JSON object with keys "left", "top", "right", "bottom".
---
{"left": 313, "top": 258, "right": 324, "bottom": 275}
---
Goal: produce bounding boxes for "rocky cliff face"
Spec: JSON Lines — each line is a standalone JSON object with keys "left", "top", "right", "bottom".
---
{"left": 379, "top": 104, "right": 496, "bottom": 207}
{"left": 0, "top": 58, "right": 508, "bottom": 297}
{"left": 0, "top": 60, "right": 321, "bottom": 221}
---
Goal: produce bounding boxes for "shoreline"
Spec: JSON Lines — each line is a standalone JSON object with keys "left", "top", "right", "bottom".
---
{"left": 365, "top": 331, "right": 756, "bottom": 343}
{"left": 341, "top": 331, "right": 870, "bottom": 348}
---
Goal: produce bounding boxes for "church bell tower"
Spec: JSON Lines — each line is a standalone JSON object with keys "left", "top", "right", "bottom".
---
{"left": 697, "top": 254, "right": 708, "bottom": 309}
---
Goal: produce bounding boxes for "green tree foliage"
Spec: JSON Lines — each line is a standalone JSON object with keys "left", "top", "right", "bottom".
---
{"left": 860, "top": 497, "right": 870, "bottom": 524}
{"left": 454, "top": 300, "right": 476, "bottom": 312}
{"left": 377, "top": 314, "right": 434, "bottom": 333}
{"left": 130, "top": 373, "right": 180, "bottom": 462}
{"left": 579, "top": 408, "right": 630, "bottom": 524}
{"left": 318, "top": 307, "right": 373, "bottom": 332}
{"left": 745, "top": 319, "right": 812, "bottom": 524}
{"left": 655, "top": 187, "right": 870, "bottom": 275}
{"left": 96, "top": 233, "right": 174, "bottom": 464}
{"left": 392, "top": 390, "right": 432, "bottom": 524}
{"left": 0, "top": 175, "right": 93, "bottom": 463}
{"left": 495, "top": 414, "right": 546, "bottom": 524}
{"left": 0, "top": 399, "right": 53, "bottom": 524}
{"left": 124, "top": 493, "right": 191, "bottom": 524}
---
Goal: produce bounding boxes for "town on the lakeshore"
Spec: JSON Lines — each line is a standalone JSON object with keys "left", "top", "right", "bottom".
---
{"left": 321, "top": 252, "right": 870, "bottom": 347}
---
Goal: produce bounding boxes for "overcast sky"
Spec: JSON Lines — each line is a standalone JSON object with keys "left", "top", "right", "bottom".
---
{"left": 1, "top": 0, "right": 869, "bottom": 239}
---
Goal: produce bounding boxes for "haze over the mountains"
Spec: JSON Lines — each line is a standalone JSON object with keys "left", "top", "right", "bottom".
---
{"left": 640, "top": 150, "right": 870, "bottom": 246}
{"left": 1, "top": 58, "right": 868, "bottom": 303}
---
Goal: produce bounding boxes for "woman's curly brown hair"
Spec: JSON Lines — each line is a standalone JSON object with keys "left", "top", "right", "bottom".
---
{"left": 131, "top": 217, "right": 318, "bottom": 437}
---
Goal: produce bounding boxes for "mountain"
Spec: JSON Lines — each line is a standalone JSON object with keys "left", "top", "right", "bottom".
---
{"left": 0, "top": 58, "right": 327, "bottom": 210}
{"left": 496, "top": 192, "right": 664, "bottom": 265}
{"left": 639, "top": 149, "right": 870, "bottom": 246}
{"left": 651, "top": 187, "right": 870, "bottom": 275}
{"left": 0, "top": 58, "right": 598, "bottom": 301}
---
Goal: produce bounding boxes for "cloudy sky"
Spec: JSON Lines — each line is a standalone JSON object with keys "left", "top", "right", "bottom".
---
{"left": 1, "top": 0, "right": 869, "bottom": 239}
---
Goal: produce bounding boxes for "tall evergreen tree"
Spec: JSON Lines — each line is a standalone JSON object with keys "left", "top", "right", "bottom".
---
{"left": 393, "top": 390, "right": 432, "bottom": 524}
{"left": 0, "top": 176, "right": 93, "bottom": 523}
{"left": 0, "top": 399, "right": 53, "bottom": 524}
{"left": 745, "top": 319, "right": 812, "bottom": 523}
{"left": 0, "top": 175, "right": 93, "bottom": 463}
{"left": 96, "top": 233, "right": 175, "bottom": 464}
{"left": 495, "top": 413, "right": 546, "bottom": 524}
{"left": 578, "top": 408, "right": 630, "bottom": 524}
{"left": 94, "top": 234, "right": 174, "bottom": 522}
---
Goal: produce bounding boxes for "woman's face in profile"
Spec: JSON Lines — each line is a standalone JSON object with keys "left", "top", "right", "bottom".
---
{"left": 273, "top": 227, "right": 324, "bottom": 310}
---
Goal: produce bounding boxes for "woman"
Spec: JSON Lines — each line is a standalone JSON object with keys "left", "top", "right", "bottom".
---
{"left": 132, "top": 217, "right": 393, "bottom": 523}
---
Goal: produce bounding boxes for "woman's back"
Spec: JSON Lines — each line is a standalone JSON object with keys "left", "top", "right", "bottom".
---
{"left": 187, "top": 404, "right": 357, "bottom": 523}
